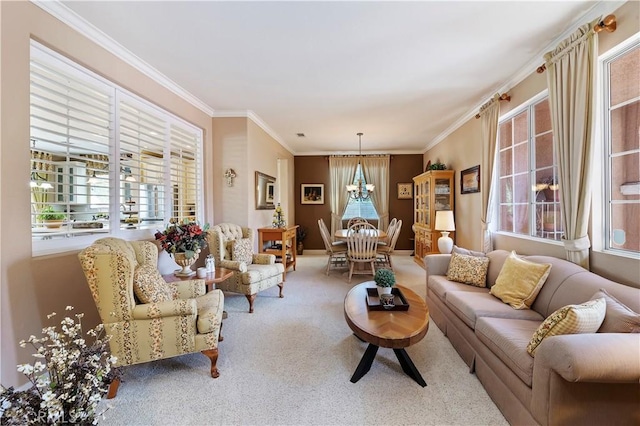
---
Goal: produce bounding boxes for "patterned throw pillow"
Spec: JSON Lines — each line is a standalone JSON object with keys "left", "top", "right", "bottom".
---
{"left": 590, "top": 289, "right": 640, "bottom": 333}
{"left": 133, "top": 264, "right": 176, "bottom": 304}
{"left": 446, "top": 252, "right": 490, "bottom": 287}
{"left": 231, "top": 238, "right": 253, "bottom": 265}
{"left": 527, "top": 297, "right": 606, "bottom": 356}
{"left": 490, "top": 251, "right": 552, "bottom": 309}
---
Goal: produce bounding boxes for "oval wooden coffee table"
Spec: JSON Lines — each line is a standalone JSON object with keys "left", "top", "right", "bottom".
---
{"left": 344, "top": 282, "right": 429, "bottom": 387}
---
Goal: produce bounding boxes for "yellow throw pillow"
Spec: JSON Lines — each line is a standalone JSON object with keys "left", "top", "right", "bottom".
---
{"left": 446, "top": 252, "right": 490, "bottom": 287}
{"left": 490, "top": 251, "right": 552, "bottom": 309}
{"left": 527, "top": 298, "right": 606, "bottom": 356}
{"left": 133, "top": 264, "right": 176, "bottom": 304}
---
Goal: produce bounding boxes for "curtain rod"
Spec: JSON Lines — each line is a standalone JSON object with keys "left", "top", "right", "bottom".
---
{"left": 475, "top": 93, "right": 511, "bottom": 119}
{"left": 537, "top": 14, "right": 617, "bottom": 74}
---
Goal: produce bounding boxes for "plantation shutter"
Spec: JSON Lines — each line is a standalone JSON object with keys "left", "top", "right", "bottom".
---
{"left": 118, "top": 96, "right": 168, "bottom": 230}
{"left": 30, "top": 46, "right": 112, "bottom": 236}
{"left": 170, "top": 124, "right": 202, "bottom": 222}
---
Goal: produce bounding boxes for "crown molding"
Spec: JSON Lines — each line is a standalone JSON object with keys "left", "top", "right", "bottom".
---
{"left": 423, "top": 0, "right": 627, "bottom": 153}
{"left": 300, "top": 150, "right": 425, "bottom": 156}
{"left": 31, "top": 0, "right": 215, "bottom": 116}
{"left": 212, "top": 110, "right": 296, "bottom": 155}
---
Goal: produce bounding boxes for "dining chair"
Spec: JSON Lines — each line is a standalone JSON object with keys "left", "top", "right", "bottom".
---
{"left": 377, "top": 219, "right": 402, "bottom": 270}
{"left": 346, "top": 217, "right": 368, "bottom": 230}
{"left": 346, "top": 222, "right": 379, "bottom": 283}
{"left": 318, "top": 218, "right": 348, "bottom": 275}
{"left": 378, "top": 217, "right": 398, "bottom": 246}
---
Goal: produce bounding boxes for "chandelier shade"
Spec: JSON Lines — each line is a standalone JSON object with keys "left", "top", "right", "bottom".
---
{"left": 346, "top": 133, "right": 374, "bottom": 200}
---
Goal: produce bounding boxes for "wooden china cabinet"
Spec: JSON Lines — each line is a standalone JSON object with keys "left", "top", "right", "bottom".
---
{"left": 412, "top": 170, "right": 455, "bottom": 268}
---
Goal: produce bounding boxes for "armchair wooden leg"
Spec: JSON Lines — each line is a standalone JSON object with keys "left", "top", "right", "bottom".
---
{"left": 202, "top": 348, "right": 220, "bottom": 378}
{"left": 246, "top": 294, "right": 257, "bottom": 313}
{"left": 107, "top": 376, "right": 121, "bottom": 399}
{"left": 278, "top": 283, "right": 284, "bottom": 298}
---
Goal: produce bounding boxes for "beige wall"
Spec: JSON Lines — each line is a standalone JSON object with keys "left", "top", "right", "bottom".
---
{"left": 0, "top": 2, "right": 215, "bottom": 385}
{"left": 424, "top": 1, "right": 640, "bottom": 287}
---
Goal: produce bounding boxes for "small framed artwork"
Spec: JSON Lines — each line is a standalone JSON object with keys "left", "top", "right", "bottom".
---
{"left": 397, "top": 183, "right": 413, "bottom": 199}
{"left": 301, "top": 184, "right": 324, "bottom": 204}
{"left": 461, "top": 165, "right": 480, "bottom": 194}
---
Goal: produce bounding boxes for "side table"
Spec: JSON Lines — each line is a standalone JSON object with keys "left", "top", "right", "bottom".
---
{"left": 164, "top": 268, "right": 233, "bottom": 319}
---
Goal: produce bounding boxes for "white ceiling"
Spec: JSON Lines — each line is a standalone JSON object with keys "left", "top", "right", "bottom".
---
{"left": 53, "top": 0, "right": 611, "bottom": 155}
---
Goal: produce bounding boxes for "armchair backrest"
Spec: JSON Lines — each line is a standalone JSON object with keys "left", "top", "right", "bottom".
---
{"left": 78, "top": 237, "right": 160, "bottom": 324}
{"left": 207, "top": 223, "right": 253, "bottom": 263}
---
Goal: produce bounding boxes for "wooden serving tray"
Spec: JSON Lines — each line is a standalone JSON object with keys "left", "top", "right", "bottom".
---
{"left": 366, "top": 287, "right": 410, "bottom": 311}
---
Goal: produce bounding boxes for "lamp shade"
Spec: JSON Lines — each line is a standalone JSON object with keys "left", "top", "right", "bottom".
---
{"left": 435, "top": 210, "right": 455, "bottom": 231}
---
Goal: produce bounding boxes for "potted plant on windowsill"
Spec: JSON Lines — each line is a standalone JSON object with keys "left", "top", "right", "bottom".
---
{"left": 37, "top": 205, "right": 66, "bottom": 228}
{"left": 374, "top": 268, "right": 396, "bottom": 296}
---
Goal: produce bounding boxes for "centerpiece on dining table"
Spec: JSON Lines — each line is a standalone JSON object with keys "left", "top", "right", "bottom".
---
{"left": 155, "top": 219, "right": 209, "bottom": 276}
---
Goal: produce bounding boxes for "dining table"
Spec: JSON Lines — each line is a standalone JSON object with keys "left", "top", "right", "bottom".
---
{"left": 334, "top": 228, "right": 387, "bottom": 241}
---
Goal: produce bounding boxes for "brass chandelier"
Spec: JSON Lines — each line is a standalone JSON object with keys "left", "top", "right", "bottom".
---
{"left": 346, "top": 133, "right": 374, "bottom": 200}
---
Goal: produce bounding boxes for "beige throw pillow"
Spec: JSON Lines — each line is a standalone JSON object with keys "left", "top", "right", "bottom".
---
{"left": 490, "top": 251, "right": 551, "bottom": 309}
{"left": 133, "top": 264, "right": 176, "bottom": 304}
{"left": 590, "top": 289, "right": 640, "bottom": 333}
{"left": 527, "top": 298, "right": 606, "bottom": 356}
{"left": 446, "top": 252, "right": 490, "bottom": 287}
{"left": 452, "top": 245, "right": 486, "bottom": 258}
{"left": 231, "top": 238, "right": 253, "bottom": 265}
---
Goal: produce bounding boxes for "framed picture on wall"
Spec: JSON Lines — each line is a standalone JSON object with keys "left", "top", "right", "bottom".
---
{"left": 461, "top": 165, "right": 480, "bottom": 194}
{"left": 301, "top": 184, "right": 324, "bottom": 204}
{"left": 397, "top": 183, "right": 413, "bottom": 199}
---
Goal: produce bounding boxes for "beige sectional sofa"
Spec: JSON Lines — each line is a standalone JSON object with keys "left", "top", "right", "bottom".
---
{"left": 424, "top": 250, "right": 640, "bottom": 425}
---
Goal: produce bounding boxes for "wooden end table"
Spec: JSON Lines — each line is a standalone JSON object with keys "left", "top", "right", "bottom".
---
{"left": 163, "top": 267, "right": 233, "bottom": 292}
{"left": 344, "top": 282, "right": 429, "bottom": 387}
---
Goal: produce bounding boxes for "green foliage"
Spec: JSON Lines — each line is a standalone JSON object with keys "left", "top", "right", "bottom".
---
{"left": 429, "top": 161, "right": 447, "bottom": 170}
{"left": 37, "top": 206, "right": 65, "bottom": 221}
{"left": 374, "top": 268, "right": 396, "bottom": 287}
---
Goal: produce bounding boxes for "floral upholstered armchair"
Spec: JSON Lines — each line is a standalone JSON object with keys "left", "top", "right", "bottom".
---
{"left": 206, "top": 223, "right": 285, "bottom": 313}
{"left": 78, "top": 237, "right": 224, "bottom": 393}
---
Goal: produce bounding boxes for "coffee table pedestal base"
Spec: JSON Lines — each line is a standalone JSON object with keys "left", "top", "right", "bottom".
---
{"left": 350, "top": 343, "right": 427, "bottom": 387}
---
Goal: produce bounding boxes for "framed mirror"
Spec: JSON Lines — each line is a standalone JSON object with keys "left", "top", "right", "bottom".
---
{"left": 255, "top": 171, "right": 276, "bottom": 210}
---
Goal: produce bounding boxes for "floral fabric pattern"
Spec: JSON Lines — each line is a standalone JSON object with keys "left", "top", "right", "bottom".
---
{"left": 446, "top": 252, "right": 490, "bottom": 287}
{"left": 527, "top": 297, "right": 606, "bottom": 356}
{"left": 133, "top": 264, "right": 175, "bottom": 303}
{"left": 232, "top": 238, "right": 253, "bottom": 265}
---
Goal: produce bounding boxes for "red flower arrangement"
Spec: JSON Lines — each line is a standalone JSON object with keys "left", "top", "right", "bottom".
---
{"left": 154, "top": 220, "right": 209, "bottom": 259}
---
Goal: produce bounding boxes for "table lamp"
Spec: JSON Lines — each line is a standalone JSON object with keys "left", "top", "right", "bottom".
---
{"left": 435, "top": 210, "right": 455, "bottom": 254}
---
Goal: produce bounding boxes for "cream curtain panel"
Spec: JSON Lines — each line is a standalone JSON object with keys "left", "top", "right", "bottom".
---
{"left": 362, "top": 155, "right": 390, "bottom": 230}
{"left": 329, "top": 156, "right": 358, "bottom": 236}
{"left": 479, "top": 94, "right": 500, "bottom": 253}
{"left": 544, "top": 19, "right": 598, "bottom": 269}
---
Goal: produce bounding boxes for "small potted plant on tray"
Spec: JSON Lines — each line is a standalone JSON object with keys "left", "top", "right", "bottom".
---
{"left": 374, "top": 268, "right": 396, "bottom": 296}
{"left": 37, "top": 205, "right": 66, "bottom": 228}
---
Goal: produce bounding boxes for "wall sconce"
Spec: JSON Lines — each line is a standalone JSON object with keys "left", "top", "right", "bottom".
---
{"left": 224, "top": 168, "right": 237, "bottom": 187}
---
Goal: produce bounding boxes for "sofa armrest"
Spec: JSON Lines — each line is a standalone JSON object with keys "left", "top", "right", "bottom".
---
{"left": 534, "top": 333, "right": 640, "bottom": 383}
{"left": 174, "top": 279, "right": 206, "bottom": 299}
{"left": 218, "top": 259, "right": 248, "bottom": 273}
{"left": 253, "top": 253, "right": 275, "bottom": 265}
{"left": 131, "top": 299, "right": 197, "bottom": 319}
{"left": 424, "top": 254, "right": 451, "bottom": 277}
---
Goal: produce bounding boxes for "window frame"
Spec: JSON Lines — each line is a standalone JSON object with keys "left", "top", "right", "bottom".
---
{"left": 495, "top": 90, "right": 563, "bottom": 244}
{"left": 596, "top": 34, "right": 640, "bottom": 258}
{"left": 30, "top": 41, "right": 204, "bottom": 256}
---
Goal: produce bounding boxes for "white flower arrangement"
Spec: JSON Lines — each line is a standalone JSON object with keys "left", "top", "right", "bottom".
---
{"left": 0, "top": 306, "right": 118, "bottom": 425}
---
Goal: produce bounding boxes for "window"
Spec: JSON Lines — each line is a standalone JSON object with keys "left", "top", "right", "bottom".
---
{"left": 343, "top": 164, "right": 379, "bottom": 221}
{"left": 602, "top": 40, "right": 639, "bottom": 255}
{"left": 497, "top": 93, "right": 562, "bottom": 241}
{"left": 30, "top": 41, "right": 203, "bottom": 255}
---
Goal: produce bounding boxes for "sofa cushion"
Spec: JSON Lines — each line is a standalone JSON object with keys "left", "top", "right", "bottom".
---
{"left": 133, "top": 264, "right": 176, "bottom": 304}
{"left": 446, "top": 291, "right": 544, "bottom": 329}
{"left": 453, "top": 245, "right": 486, "bottom": 257}
{"left": 428, "top": 275, "right": 489, "bottom": 302}
{"left": 475, "top": 317, "right": 541, "bottom": 387}
{"left": 232, "top": 238, "right": 253, "bottom": 265}
{"left": 490, "top": 251, "right": 552, "bottom": 309}
{"left": 527, "top": 297, "right": 606, "bottom": 356}
{"left": 590, "top": 288, "right": 640, "bottom": 333}
{"left": 446, "top": 252, "right": 490, "bottom": 287}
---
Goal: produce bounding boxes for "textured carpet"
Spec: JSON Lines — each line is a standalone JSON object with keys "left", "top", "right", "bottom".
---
{"left": 100, "top": 255, "right": 507, "bottom": 426}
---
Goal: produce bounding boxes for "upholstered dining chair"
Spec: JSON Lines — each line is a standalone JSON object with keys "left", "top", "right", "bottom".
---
{"left": 377, "top": 219, "right": 402, "bottom": 270}
{"left": 346, "top": 222, "right": 379, "bottom": 283}
{"left": 78, "top": 237, "right": 225, "bottom": 396}
{"left": 206, "top": 223, "right": 285, "bottom": 313}
{"left": 318, "top": 218, "right": 348, "bottom": 275}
